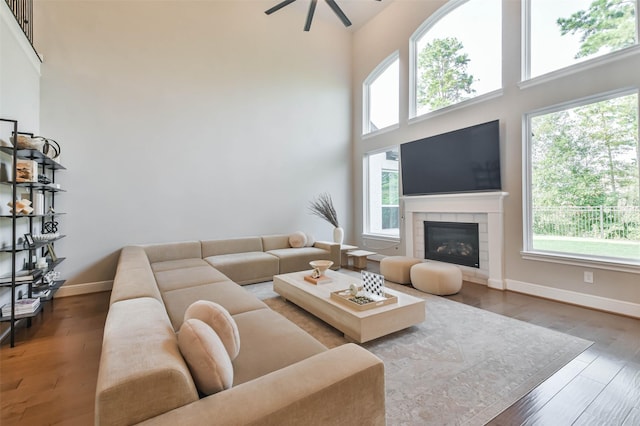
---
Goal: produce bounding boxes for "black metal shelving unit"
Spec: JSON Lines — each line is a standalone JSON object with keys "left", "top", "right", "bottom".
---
{"left": 0, "top": 118, "right": 67, "bottom": 347}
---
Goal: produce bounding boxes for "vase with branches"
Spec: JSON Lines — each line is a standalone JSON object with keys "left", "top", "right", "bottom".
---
{"left": 308, "top": 193, "right": 343, "bottom": 244}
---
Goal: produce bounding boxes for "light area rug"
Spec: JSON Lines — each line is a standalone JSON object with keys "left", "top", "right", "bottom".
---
{"left": 245, "top": 280, "right": 593, "bottom": 426}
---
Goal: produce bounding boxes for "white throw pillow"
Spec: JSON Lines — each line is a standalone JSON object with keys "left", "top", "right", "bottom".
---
{"left": 178, "top": 319, "right": 233, "bottom": 395}
{"left": 305, "top": 233, "right": 316, "bottom": 247}
{"left": 289, "top": 231, "right": 307, "bottom": 248}
{"left": 184, "top": 300, "right": 240, "bottom": 360}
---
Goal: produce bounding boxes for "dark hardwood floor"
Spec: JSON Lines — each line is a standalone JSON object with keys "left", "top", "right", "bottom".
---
{"left": 0, "top": 292, "right": 110, "bottom": 426}
{"left": 449, "top": 284, "right": 640, "bottom": 426}
{"left": 1, "top": 269, "right": 639, "bottom": 425}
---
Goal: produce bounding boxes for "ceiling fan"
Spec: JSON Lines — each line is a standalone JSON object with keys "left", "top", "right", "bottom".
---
{"left": 265, "top": 0, "right": 381, "bottom": 32}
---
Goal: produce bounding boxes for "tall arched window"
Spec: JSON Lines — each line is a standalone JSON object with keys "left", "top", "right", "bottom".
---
{"left": 363, "top": 51, "right": 399, "bottom": 135}
{"left": 525, "top": 0, "right": 638, "bottom": 80}
{"left": 410, "top": 0, "right": 502, "bottom": 118}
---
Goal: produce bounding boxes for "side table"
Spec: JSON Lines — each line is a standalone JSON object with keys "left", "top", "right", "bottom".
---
{"left": 339, "top": 244, "right": 358, "bottom": 267}
{"left": 347, "top": 250, "right": 377, "bottom": 269}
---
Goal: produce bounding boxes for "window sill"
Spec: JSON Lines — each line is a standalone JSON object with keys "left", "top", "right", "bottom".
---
{"left": 362, "top": 234, "right": 400, "bottom": 242}
{"left": 361, "top": 234, "right": 401, "bottom": 252}
{"left": 409, "top": 88, "right": 504, "bottom": 124}
{"left": 521, "top": 250, "right": 640, "bottom": 274}
{"left": 362, "top": 123, "right": 400, "bottom": 140}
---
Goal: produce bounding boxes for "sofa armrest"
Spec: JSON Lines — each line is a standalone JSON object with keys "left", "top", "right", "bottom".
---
{"left": 138, "top": 343, "right": 385, "bottom": 426}
{"left": 313, "top": 241, "right": 341, "bottom": 270}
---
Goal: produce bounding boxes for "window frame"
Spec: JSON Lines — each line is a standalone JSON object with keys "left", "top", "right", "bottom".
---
{"left": 363, "top": 147, "right": 401, "bottom": 240}
{"left": 522, "top": 87, "right": 640, "bottom": 271}
{"left": 521, "top": 0, "right": 640, "bottom": 85}
{"left": 409, "top": 0, "right": 502, "bottom": 120}
{"left": 362, "top": 51, "right": 400, "bottom": 136}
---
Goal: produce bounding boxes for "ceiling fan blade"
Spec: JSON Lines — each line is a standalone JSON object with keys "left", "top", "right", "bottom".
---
{"left": 265, "top": 0, "right": 298, "bottom": 15}
{"left": 304, "top": 0, "right": 318, "bottom": 31}
{"left": 325, "top": 0, "right": 352, "bottom": 27}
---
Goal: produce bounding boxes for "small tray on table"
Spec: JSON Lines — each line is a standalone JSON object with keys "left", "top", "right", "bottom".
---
{"left": 330, "top": 289, "right": 397, "bottom": 311}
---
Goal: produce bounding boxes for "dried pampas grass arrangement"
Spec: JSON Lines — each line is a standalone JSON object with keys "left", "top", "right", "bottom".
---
{"left": 308, "top": 193, "right": 339, "bottom": 228}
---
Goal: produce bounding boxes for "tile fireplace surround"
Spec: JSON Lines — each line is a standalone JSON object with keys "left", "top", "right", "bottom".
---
{"left": 403, "top": 192, "right": 508, "bottom": 289}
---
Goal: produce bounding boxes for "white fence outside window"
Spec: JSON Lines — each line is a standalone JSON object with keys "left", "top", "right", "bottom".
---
{"left": 533, "top": 206, "right": 640, "bottom": 240}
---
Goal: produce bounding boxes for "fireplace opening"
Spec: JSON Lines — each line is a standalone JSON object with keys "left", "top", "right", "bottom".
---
{"left": 424, "top": 221, "right": 479, "bottom": 268}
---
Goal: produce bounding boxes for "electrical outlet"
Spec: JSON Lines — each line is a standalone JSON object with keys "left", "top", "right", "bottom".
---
{"left": 584, "top": 271, "right": 594, "bottom": 284}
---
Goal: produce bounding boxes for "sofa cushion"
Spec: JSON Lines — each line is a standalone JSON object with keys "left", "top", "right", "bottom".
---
{"left": 178, "top": 319, "right": 234, "bottom": 395}
{"left": 288, "top": 231, "right": 307, "bottom": 248}
{"left": 110, "top": 247, "right": 163, "bottom": 305}
{"left": 184, "top": 300, "right": 240, "bottom": 359}
{"left": 201, "top": 237, "right": 264, "bottom": 257}
{"left": 204, "top": 252, "right": 279, "bottom": 285}
{"left": 96, "top": 297, "right": 198, "bottom": 425}
{"left": 151, "top": 258, "right": 210, "bottom": 273}
{"left": 154, "top": 265, "right": 230, "bottom": 293}
{"left": 267, "top": 247, "right": 335, "bottom": 274}
{"left": 261, "top": 234, "right": 291, "bottom": 251}
{"left": 116, "top": 245, "right": 151, "bottom": 271}
{"left": 162, "top": 280, "right": 269, "bottom": 330}
{"left": 144, "top": 241, "right": 203, "bottom": 263}
{"left": 231, "top": 309, "right": 327, "bottom": 386}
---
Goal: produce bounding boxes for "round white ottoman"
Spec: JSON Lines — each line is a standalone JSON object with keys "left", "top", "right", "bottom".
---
{"left": 379, "top": 256, "right": 422, "bottom": 284}
{"left": 410, "top": 262, "right": 462, "bottom": 295}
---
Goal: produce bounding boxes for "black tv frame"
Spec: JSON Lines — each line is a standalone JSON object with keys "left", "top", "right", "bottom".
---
{"left": 400, "top": 120, "right": 502, "bottom": 196}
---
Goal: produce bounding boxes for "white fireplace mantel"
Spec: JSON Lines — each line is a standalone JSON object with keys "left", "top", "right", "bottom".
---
{"left": 403, "top": 192, "right": 508, "bottom": 290}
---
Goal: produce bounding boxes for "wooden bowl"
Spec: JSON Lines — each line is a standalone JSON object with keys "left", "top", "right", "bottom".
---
{"left": 309, "top": 260, "right": 333, "bottom": 275}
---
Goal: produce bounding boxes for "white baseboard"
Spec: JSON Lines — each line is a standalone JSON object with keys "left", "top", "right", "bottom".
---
{"left": 487, "top": 278, "right": 506, "bottom": 290}
{"left": 505, "top": 279, "right": 640, "bottom": 319}
{"left": 55, "top": 280, "right": 113, "bottom": 298}
{"left": 52, "top": 278, "right": 639, "bottom": 318}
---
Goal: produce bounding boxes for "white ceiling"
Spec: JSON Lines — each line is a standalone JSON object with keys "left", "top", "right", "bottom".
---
{"left": 262, "top": 0, "right": 394, "bottom": 31}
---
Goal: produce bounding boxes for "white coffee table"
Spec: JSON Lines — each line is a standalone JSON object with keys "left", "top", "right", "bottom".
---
{"left": 273, "top": 270, "right": 425, "bottom": 343}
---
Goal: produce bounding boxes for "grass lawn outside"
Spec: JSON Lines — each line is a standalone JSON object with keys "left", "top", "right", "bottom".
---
{"left": 533, "top": 235, "right": 640, "bottom": 260}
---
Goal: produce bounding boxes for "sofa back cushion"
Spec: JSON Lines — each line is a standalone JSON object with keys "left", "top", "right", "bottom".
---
{"left": 267, "top": 247, "right": 334, "bottom": 275}
{"left": 261, "top": 235, "right": 291, "bottom": 252}
{"left": 95, "top": 297, "right": 198, "bottom": 426}
{"left": 143, "top": 241, "right": 202, "bottom": 264}
{"left": 110, "top": 246, "right": 162, "bottom": 305}
{"left": 201, "top": 237, "right": 264, "bottom": 257}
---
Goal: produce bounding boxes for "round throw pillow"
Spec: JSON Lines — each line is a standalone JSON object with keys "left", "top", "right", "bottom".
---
{"left": 184, "top": 300, "right": 240, "bottom": 360}
{"left": 178, "top": 318, "right": 233, "bottom": 395}
{"left": 289, "top": 231, "right": 307, "bottom": 248}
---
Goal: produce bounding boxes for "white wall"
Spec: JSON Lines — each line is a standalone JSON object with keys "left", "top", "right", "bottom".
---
{"left": 35, "top": 1, "right": 353, "bottom": 287}
{"left": 352, "top": 0, "right": 640, "bottom": 312}
{"left": 0, "top": 2, "right": 41, "bottom": 308}
{"left": 0, "top": 1, "right": 40, "bottom": 130}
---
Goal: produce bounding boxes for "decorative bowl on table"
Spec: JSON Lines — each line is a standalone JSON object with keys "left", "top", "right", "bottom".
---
{"left": 309, "top": 260, "right": 333, "bottom": 276}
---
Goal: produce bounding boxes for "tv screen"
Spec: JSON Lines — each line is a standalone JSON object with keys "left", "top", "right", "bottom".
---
{"left": 400, "top": 120, "right": 501, "bottom": 196}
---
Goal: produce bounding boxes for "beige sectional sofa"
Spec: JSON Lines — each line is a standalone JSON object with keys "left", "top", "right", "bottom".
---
{"left": 96, "top": 235, "right": 386, "bottom": 425}
{"left": 201, "top": 234, "right": 340, "bottom": 285}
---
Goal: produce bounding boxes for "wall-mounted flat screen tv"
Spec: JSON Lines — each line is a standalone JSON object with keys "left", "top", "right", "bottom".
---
{"left": 400, "top": 119, "right": 501, "bottom": 196}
